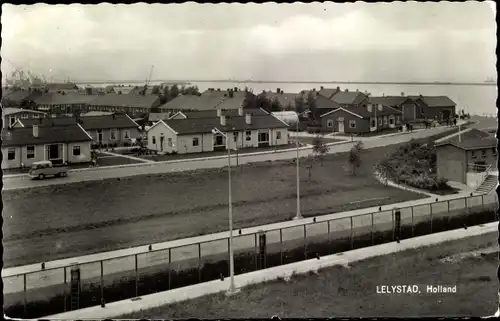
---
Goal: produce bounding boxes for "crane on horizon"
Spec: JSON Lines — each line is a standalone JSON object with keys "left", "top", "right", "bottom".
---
{"left": 140, "top": 64, "right": 154, "bottom": 95}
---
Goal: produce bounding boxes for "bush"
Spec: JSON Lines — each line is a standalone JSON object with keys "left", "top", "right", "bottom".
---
{"left": 171, "top": 151, "right": 178, "bottom": 155}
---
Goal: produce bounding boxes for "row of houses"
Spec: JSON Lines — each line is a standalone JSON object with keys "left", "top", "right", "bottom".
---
{"left": 1, "top": 112, "right": 141, "bottom": 169}
{"left": 147, "top": 107, "right": 290, "bottom": 154}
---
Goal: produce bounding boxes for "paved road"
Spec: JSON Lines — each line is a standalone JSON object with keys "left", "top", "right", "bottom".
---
{"left": 2, "top": 126, "right": 453, "bottom": 191}
{"left": 4, "top": 192, "right": 496, "bottom": 295}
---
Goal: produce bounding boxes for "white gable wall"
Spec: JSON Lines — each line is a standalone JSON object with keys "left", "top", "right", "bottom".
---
{"left": 147, "top": 122, "right": 178, "bottom": 154}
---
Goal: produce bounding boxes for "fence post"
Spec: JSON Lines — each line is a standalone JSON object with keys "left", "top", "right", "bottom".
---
{"left": 304, "top": 224, "right": 307, "bottom": 260}
{"left": 23, "top": 273, "right": 27, "bottom": 317}
{"left": 280, "top": 228, "right": 283, "bottom": 265}
{"left": 371, "top": 213, "right": 374, "bottom": 245}
{"left": 430, "top": 204, "right": 433, "bottom": 233}
{"left": 392, "top": 210, "right": 395, "bottom": 241}
{"left": 447, "top": 200, "right": 450, "bottom": 213}
{"left": 135, "top": 254, "right": 139, "bottom": 297}
{"left": 168, "top": 248, "right": 172, "bottom": 290}
{"left": 350, "top": 216, "right": 354, "bottom": 249}
{"left": 100, "top": 261, "right": 104, "bottom": 305}
{"left": 254, "top": 233, "right": 258, "bottom": 270}
{"left": 411, "top": 206, "right": 414, "bottom": 237}
{"left": 198, "top": 243, "right": 202, "bottom": 282}
{"left": 481, "top": 195, "right": 484, "bottom": 210}
{"left": 227, "top": 237, "right": 231, "bottom": 277}
{"left": 63, "top": 267, "right": 67, "bottom": 312}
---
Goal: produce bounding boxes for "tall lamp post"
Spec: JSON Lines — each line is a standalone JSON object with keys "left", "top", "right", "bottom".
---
{"left": 293, "top": 118, "right": 303, "bottom": 220}
{"left": 212, "top": 127, "right": 238, "bottom": 295}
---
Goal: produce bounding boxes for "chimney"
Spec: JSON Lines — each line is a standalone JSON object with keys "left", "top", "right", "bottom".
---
{"left": 344, "top": 89, "right": 348, "bottom": 92}
{"left": 238, "top": 106, "right": 243, "bottom": 116}
{"left": 401, "top": 92, "right": 405, "bottom": 97}
{"left": 367, "top": 104, "right": 372, "bottom": 112}
{"left": 336, "top": 86, "right": 340, "bottom": 91}
{"left": 320, "top": 86, "right": 324, "bottom": 90}
{"left": 277, "top": 88, "right": 280, "bottom": 94}
{"left": 378, "top": 104, "right": 383, "bottom": 111}
{"left": 217, "top": 109, "right": 222, "bottom": 117}
{"left": 382, "top": 93, "right": 385, "bottom": 97}
{"left": 33, "top": 125, "right": 39, "bottom": 138}
{"left": 356, "top": 88, "right": 359, "bottom": 92}
{"left": 245, "top": 113, "right": 252, "bottom": 125}
{"left": 220, "top": 115, "right": 226, "bottom": 126}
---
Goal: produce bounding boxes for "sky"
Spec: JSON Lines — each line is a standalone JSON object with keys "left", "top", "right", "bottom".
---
{"left": 1, "top": 2, "right": 497, "bottom": 82}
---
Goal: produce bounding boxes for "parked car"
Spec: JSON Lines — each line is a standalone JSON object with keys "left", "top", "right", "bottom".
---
{"left": 29, "top": 160, "right": 69, "bottom": 180}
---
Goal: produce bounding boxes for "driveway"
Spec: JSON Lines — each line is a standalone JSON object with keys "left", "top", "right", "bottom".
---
{"left": 2, "top": 126, "right": 454, "bottom": 191}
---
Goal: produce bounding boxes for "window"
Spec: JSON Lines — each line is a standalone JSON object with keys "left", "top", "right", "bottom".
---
{"left": 110, "top": 129, "right": 117, "bottom": 140}
{"left": 389, "top": 117, "right": 394, "bottom": 125}
{"left": 493, "top": 148, "right": 497, "bottom": 157}
{"left": 378, "top": 117, "right": 382, "bottom": 126}
{"left": 246, "top": 131, "right": 252, "bottom": 141}
{"left": 21, "top": 113, "right": 28, "bottom": 119}
{"left": 420, "top": 107, "right": 424, "bottom": 115}
{"left": 7, "top": 148, "right": 15, "bottom": 160}
{"left": 73, "top": 145, "right": 81, "bottom": 156}
{"left": 371, "top": 119, "right": 376, "bottom": 127}
{"left": 168, "top": 138, "right": 173, "bottom": 147}
{"left": 123, "top": 130, "right": 130, "bottom": 139}
{"left": 327, "top": 120, "right": 334, "bottom": 128}
{"left": 27, "top": 145, "right": 35, "bottom": 159}
{"left": 152, "top": 136, "right": 156, "bottom": 144}
{"left": 471, "top": 151, "right": 477, "bottom": 159}
{"left": 349, "top": 120, "right": 356, "bottom": 128}
{"left": 193, "top": 137, "right": 199, "bottom": 146}
{"left": 276, "top": 131, "right": 282, "bottom": 140}
{"left": 34, "top": 114, "right": 40, "bottom": 119}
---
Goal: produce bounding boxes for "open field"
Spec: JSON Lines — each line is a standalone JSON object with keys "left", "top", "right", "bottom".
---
{"left": 2, "top": 141, "right": 425, "bottom": 267}
{"left": 122, "top": 232, "right": 499, "bottom": 318}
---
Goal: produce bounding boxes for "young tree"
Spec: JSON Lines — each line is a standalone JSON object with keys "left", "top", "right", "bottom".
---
{"left": 347, "top": 141, "right": 364, "bottom": 176}
{"left": 307, "top": 91, "right": 317, "bottom": 120}
{"left": 270, "top": 97, "right": 282, "bottom": 112}
{"left": 256, "top": 93, "right": 272, "bottom": 113}
{"left": 242, "top": 90, "right": 257, "bottom": 109}
{"left": 170, "top": 84, "right": 179, "bottom": 98}
{"left": 294, "top": 95, "right": 305, "bottom": 115}
{"left": 312, "top": 134, "right": 329, "bottom": 166}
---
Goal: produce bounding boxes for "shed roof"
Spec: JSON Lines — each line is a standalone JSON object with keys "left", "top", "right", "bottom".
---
{"left": 2, "top": 124, "right": 92, "bottom": 147}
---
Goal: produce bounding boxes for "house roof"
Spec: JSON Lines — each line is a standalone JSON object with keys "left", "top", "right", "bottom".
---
{"left": 177, "top": 108, "right": 268, "bottom": 119}
{"left": 90, "top": 93, "right": 160, "bottom": 108}
{"left": 331, "top": 91, "right": 368, "bottom": 105}
{"left": 408, "top": 95, "right": 456, "bottom": 107}
{"left": 45, "top": 83, "right": 79, "bottom": 90}
{"left": 159, "top": 113, "right": 288, "bottom": 135}
{"left": 437, "top": 136, "right": 497, "bottom": 150}
{"left": 2, "top": 107, "right": 46, "bottom": 116}
{"left": 2, "top": 89, "right": 42, "bottom": 103}
{"left": 158, "top": 94, "right": 225, "bottom": 111}
{"left": 16, "top": 113, "right": 139, "bottom": 130}
{"left": 368, "top": 96, "right": 409, "bottom": 107}
{"left": 34, "top": 92, "right": 97, "bottom": 105}
{"left": 317, "top": 88, "right": 340, "bottom": 100}
{"left": 2, "top": 124, "right": 92, "bottom": 147}
{"left": 321, "top": 104, "right": 402, "bottom": 119}
{"left": 149, "top": 112, "right": 172, "bottom": 122}
{"left": 315, "top": 94, "right": 340, "bottom": 110}
{"left": 213, "top": 93, "right": 247, "bottom": 110}
{"left": 264, "top": 92, "right": 299, "bottom": 109}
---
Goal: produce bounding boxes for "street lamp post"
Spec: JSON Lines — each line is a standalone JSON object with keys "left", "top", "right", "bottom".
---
{"left": 293, "top": 120, "right": 303, "bottom": 220}
{"left": 212, "top": 127, "right": 238, "bottom": 295}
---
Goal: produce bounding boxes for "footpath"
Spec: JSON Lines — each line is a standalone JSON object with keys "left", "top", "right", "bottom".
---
{"left": 42, "top": 222, "right": 498, "bottom": 319}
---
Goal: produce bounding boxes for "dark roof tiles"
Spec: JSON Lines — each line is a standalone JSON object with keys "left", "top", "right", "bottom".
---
{"left": 2, "top": 124, "right": 91, "bottom": 147}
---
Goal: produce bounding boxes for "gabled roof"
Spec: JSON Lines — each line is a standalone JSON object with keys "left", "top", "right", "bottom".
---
{"left": 34, "top": 92, "right": 97, "bottom": 105}
{"left": 317, "top": 88, "right": 340, "bottom": 100}
{"left": 90, "top": 94, "right": 160, "bottom": 108}
{"left": 315, "top": 94, "right": 340, "bottom": 110}
{"left": 320, "top": 104, "right": 402, "bottom": 119}
{"left": 368, "top": 96, "right": 409, "bottom": 107}
{"left": 2, "top": 107, "right": 46, "bottom": 116}
{"left": 45, "top": 83, "right": 79, "bottom": 91}
{"left": 214, "top": 94, "right": 247, "bottom": 110}
{"left": 149, "top": 112, "right": 173, "bottom": 122}
{"left": 436, "top": 136, "right": 497, "bottom": 150}
{"left": 408, "top": 95, "right": 456, "bottom": 107}
{"left": 158, "top": 94, "right": 225, "bottom": 111}
{"left": 331, "top": 91, "right": 368, "bottom": 105}
{"left": 160, "top": 113, "right": 289, "bottom": 135}
{"left": 15, "top": 113, "right": 139, "bottom": 130}
{"left": 2, "top": 124, "right": 92, "bottom": 147}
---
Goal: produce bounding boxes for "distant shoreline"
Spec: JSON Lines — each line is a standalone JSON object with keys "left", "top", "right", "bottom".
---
{"left": 75, "top": 80, "right": 497, "bottom": 86}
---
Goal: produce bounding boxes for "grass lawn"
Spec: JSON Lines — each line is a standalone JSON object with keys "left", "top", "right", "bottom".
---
{"left": 122, "top": 232, "right": 498, "bottom": 318}
{"left": 294, "top": 137, "right": 347, "bottom": 145}
{"left": 139, "top": 144, "right": 297, "bottom": 162}
{"left": 2, "top": 156, "right": 144, "bottom": 174}
{"left": 3, "top": 141, "right": 426, "bottom": 267}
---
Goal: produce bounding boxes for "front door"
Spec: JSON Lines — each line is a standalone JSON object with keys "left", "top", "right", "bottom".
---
{"left": 338, "top": 120, "right": 345, "bottom": 133}
{"left": 258, "top": 132, "right": 269, "bottom": 147}
{"left": 160, "top": 136, "right": 164, "bottom": 152}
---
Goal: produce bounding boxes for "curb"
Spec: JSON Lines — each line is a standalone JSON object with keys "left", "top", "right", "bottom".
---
{"left": 42, "top": 222, "right": 498, "bottom": 319}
